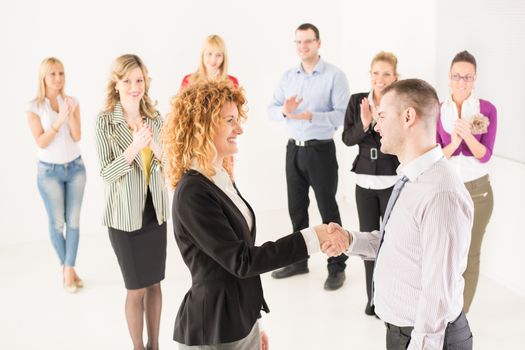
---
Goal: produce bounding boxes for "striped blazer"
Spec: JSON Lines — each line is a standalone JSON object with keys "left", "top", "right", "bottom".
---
{"left": 95, "top": 102, "right": 169, "bottom": 232}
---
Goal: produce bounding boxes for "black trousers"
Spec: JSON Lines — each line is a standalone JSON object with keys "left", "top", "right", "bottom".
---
{"left": 285, "top": 139, "right": 347, "bottom": 273}
{"left": 385, "top": 311, "right": 472, "bottom": 350}
{"left": 355, "top": 185, "right": 393, "bottom": 304}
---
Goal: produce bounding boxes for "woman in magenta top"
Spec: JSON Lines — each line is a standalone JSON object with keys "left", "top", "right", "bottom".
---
{"left": 436, "top": 50, "right": 497, "bottom": 313}
{"left": 180, "top": 34, "right": 239, "bottom": 91}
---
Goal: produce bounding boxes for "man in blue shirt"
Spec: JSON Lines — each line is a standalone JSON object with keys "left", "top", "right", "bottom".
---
{"left": 268, "top": 23, "right": 350, "bottom": 290}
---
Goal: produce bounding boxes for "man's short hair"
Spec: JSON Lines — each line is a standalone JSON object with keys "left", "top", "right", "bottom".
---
{"left": 383, "top": 79, "right": 440, "bottom": 125}
{"left": 296, "top": 23, "right": 320, "bottom": 40}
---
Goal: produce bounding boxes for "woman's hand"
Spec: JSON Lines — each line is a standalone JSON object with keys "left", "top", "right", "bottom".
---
{"left": 359, "top": 98, "right": 373, "bottom": 130}
{"left": 132, "top": 122, "right": 153, "bottom": 152}
{"left": 260, "top": 330, "right": 269, "bottom": 350}
{"left": 56, "top": 98, "right": 71, "bottom": 125}
{"left": 64, "top": 96, "right": 78, "bottom": 113}
{"left": 450, "top": 130, "right": 462, "bottom": 148}
{"left": 454, "top": 118, "right": 473, "bottom": 140}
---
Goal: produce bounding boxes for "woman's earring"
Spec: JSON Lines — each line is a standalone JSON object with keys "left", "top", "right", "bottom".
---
{"left": 115, "top": 89, "right": 119, "bottom": 94}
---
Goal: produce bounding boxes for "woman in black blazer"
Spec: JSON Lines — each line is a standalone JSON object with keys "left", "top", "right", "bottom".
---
{"left": 162, "top": 80, "right": 348, "bottom": 349}
{"left": 341, "top": 51, "right": 400, "bottom": 317}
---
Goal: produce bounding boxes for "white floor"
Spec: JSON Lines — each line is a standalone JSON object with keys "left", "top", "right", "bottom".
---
{"left": 1, "top": 203, "right": 524, "bottom": 349}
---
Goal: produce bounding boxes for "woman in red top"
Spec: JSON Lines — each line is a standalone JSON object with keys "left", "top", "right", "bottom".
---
{"left": 180, "top": 34, "right": 239, "bottom": 90}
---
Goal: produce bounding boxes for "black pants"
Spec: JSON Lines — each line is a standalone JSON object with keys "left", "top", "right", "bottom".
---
{"left": 385, "top": 311, "right": 472, "bottom": 350}
{"left": 355, "top": 185, "right": 393, "bottom": 304}
{"left": 285, "top": 139, "right": 347, "bottom": 273}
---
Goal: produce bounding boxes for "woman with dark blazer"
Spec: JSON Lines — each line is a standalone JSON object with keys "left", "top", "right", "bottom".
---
{"left": 342, "top": 51, "right": 400, "bottom": 316}
{"left": 95, "top": 54, "right": 169, "bottom": 350}
{"left": 162, "top": 80, "right": 348, "bottom": 349}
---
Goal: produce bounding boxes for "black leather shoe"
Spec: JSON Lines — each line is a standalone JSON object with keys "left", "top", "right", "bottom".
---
{"left": 324, "top": 271, "right": 345, "bottom": 290}
{"left": 271, "top": 265, "right": 309, "bottom": 279}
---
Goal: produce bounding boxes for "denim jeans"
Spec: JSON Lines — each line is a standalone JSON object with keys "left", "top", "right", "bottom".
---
{"left": 37, "top": 156, "right": 86, "bottom": 266}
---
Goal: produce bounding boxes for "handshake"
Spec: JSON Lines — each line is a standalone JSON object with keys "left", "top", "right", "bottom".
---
{"left": 314, "top": 223, "right": 351, "bottom": 257}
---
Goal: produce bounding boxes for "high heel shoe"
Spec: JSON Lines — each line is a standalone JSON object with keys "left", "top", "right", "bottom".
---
{"left": 63, "top": 281, "right": 78, "bottom": 293}
{"left": 74, "top": 277, "right": 84, "bottom": 288}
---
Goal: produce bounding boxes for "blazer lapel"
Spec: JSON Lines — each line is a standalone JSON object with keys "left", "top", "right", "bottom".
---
{"left": 233, "top": 183, "right": 257, "bottom": 241}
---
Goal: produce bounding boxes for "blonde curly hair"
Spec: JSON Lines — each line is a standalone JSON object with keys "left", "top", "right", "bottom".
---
{"left": 162, "top": 80, "right": 246, "bottom": 188}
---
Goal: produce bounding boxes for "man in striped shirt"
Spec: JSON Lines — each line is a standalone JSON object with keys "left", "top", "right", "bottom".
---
{"left": 327, "top": 79, "right": 474, "bottom": 350}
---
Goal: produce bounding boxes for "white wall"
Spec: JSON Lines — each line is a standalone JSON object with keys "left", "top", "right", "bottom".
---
{"left": 436, "top": 0, "right": 525, "bottom": 296}
{"left": 436, "top": 0, "right": 525, "bottom": 163}
{"left": 1, "top": 0, "right": 346, "bottom": 246}
{"left": 2, "top": 0, "right": 523, "bottom": 296}
{"left": 339, "top": 0, "right": 437, "bottom": 204}
{"left": 483, "top": 157, "right": 525, "bottom": 296}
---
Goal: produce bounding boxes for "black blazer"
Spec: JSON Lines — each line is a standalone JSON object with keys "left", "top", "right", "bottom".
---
{"left": 342, "top": 92, "right": 399, "bottom": 175}
{"left": 172, "top": 170, "right": 309, "bottom": 346}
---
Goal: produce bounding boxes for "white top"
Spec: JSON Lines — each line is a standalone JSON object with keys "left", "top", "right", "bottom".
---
{"left": 210, "top": 166, "right": 254, "bottom": 231}
{"left": 26, "top": 95, "right": 81, "bottom": 164}
{"left": 355, "top": 91, "right": 398, "bottom": 189}
{"left": 440, "top": 93, "right": 488, "bottom": 182}
{"left": 348, "top": 146, "right": 473, "bottom": 350}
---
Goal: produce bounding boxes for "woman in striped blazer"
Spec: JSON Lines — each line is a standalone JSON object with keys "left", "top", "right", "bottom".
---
{"left": 95, "top": 54, "right": 169, "bottom": 350}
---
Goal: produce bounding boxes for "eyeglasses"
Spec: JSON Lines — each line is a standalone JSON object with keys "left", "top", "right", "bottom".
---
{"left": 450, "top": 73, "right": 475, "bottom": 82}
{"left": 293, "top": 38, "right": 318, "bottom": 45}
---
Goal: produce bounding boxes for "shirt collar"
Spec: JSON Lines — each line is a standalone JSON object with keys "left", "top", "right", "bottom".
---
{"left": 190, "top": 160, "right": 232, "bottom": 190}
{"left": 295, "top": 56, "right": 324, "bottom": 75}
{"left": 397, "top": 145, "right": 444, "bottom": 182}
{"left": 443, "top": 91, "right": 477, "bottom": 108}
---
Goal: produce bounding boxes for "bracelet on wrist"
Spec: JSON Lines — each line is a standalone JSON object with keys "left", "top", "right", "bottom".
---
{"left": 51, "top": 125, "right": 59, "bottom": 133}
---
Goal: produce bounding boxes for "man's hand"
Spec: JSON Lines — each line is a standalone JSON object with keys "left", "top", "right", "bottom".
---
{"left": 320, "top": 222, "right": 352, "bottom": 256}
{"left": 282, "top": 95, "right": 303, "bottom": 115}
{"left": 286, "top": 111, "right": 312, "bottom": 122}
{"left": 315, "top": 223, "right": 350, "bottom": 257}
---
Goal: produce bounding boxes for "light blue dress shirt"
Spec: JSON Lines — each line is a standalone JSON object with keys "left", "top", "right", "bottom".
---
{"left": 268, "top": 57, "right": 350, "bottom": 141}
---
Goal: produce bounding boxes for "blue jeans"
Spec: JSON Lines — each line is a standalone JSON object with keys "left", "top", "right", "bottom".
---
{"left": 37, "top": 156, "right": 86, "bottom": 267}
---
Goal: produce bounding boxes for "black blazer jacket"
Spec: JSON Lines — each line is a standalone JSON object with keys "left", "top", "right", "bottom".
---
{"left": 342, "top": 92, "right": 399, "bottom": 175}
{"left": 172, "top": 170, "right": 309, "bottom": 346}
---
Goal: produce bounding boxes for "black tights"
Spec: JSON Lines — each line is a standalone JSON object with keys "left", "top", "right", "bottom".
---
{"left": 125, "top": 283, "right": 162, "bottom": 350}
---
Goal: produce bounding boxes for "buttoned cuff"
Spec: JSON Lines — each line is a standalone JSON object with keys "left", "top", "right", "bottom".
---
{"left": 346, "top": 230, "right": 357, "bottom": 253}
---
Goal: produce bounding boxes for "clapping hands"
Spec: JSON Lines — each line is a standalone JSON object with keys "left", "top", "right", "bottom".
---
{"left": 451, "top": 118, "right": 473, "bottom": 146}
{"left": 359, "top": 98, "right": 374, "bottom": 130}
{"left": 314, "top": 223, "right": 351, "bottom": 257}
{"left": 57, "top": 96, "right": 77, "bottom": 125}
{"left": 132, "top": 122, "right": 154, "bottom": 151}
{"left": 282, "top": 95, "right": 312, "bottom": 121}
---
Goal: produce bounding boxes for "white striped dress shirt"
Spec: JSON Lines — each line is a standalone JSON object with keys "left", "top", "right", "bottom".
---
{"left": 348, "top": 146, "right": 473, "bottom": 350}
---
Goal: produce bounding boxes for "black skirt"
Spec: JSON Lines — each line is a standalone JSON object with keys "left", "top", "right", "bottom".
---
{"left": 108, "top": 191, "right": 167, "bottom": 290}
